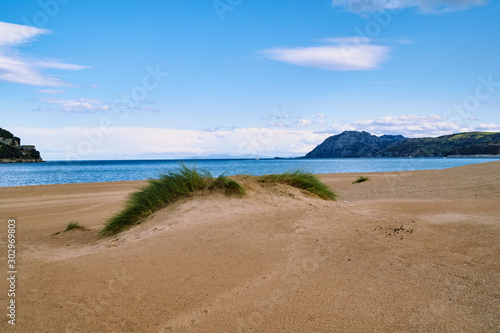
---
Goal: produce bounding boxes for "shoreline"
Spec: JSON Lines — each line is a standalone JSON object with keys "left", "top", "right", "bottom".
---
{"left": 0, "top": 169, "right": 450, "bottom": 189}
{"left": 1, "top": 160, "right": 498, "bottom": 189}
{"left": 0, "top": 158, "right": 44, "bottom": 163}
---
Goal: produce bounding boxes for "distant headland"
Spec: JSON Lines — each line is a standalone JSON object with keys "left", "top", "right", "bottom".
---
{"left": 304, "top": 131, "right": 500, "bottom": 158}
{"left": 0, "top": 127, "right": 44, "bottom": 163}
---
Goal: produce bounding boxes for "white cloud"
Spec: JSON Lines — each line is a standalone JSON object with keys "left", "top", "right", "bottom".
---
{"left": 105, "top": 98, "right": 160, "bottom": 113}
{"left": 475, "top": 123, "right": 500, "bottom": 131}
{"left": 10, "top": 127, "right": 331, "bottom": 160}
{"left": 263, "top": 109, "right": 302, "bottom": 128}
{"left": 34, "top": 60, "right": 88, "bottom": 71}
{"left": 264, "top": 111, "right": 331, "bottom": 128}
{"left": 313, "top": 115, "right": 500, "bottom": 137}
{"left": 352, "top": 114, "right": 476, "bottom": 137}
{"left": 261, "top": 38, "right": 390, "bottom": 71}
{"left": 296, "top": 119, "right": 313, "bottom": 127}
{"left": 0, "top": 53, "right": 69, "bottom": 86}
{"left": 36, "top": 98, "right": 110, "bottom": 113}
{"left": 0, "top": 21, "right": 88, "bottom": 86}
{"left": 34, "top": 97, "right": 160, "bottom": 114}
{"left": 11, "top": 117, "right": 500, "bottom": 160}
{"left": 0, "top": 21, "right": 49, "bottom": 46}
{"left": 329, "top": 123, "right": 357, "bottom": 133}
{"left": 37, "top": 89, "right": 66, "bottom": 94}
{"left": 332, "top": 0, "right": 487, "bottom": 13}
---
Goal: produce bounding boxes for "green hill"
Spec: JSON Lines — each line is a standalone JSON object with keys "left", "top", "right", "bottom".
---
{"left": 377, "top": 132, "right": 500, "bottom": 157}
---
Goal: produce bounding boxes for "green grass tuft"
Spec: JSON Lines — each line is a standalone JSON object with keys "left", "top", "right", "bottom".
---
{"left": 100, "top": 166, "right": 245, "bottom": 237}
{"left": 65, "top": 221, "right": 88, "bottom": 232}
{"left": 258, "top": 171, "right": 337, "bottom": 200}
{"left": 352, "top": 176, "right": 370, "bottom": 184}
{"left": 208, "top": 175, "right": 246, "bottom": 196}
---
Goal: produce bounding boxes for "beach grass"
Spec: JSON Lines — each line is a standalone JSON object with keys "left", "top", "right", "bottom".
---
{"left": 352, "top": 176, "right": 370, "bottom": 184}
{"left": 100, "top": 166, "right": 245, "bottom": 237}
{"left": 208, "top": 175, "right": 247, "bottom": 196}
{"left": 258, "top": 171, "right": 337, "bottom": 200}
{"left": 101, "top": 167, "right": 335, "bottom": 237}
{"left": 65, "top": 221, "right": 88, "bottom": 232}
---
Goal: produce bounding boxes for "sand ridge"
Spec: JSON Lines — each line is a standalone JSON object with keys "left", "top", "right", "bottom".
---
{"left": 0, "top": 162, "right": 499, "bottom": 332}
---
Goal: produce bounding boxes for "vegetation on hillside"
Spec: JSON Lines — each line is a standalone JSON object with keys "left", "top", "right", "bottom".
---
{"left": 377, "top": 132, "right": 500, "bottom": 157}
{"left": 0, "top": 127, "right": 15, "bottom": 139}
{"left": 0, "top": 127, "right": 41, "bottom": 161}
{"left": 0, "top": 144, "right": 41, "bottom": 159}
{"left": 0, "top": 127, "right": 20, "bottom": 145}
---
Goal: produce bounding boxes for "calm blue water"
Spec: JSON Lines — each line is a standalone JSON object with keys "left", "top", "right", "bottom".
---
{"left": 0, "top": 158, "right": 498, "bottom": 187}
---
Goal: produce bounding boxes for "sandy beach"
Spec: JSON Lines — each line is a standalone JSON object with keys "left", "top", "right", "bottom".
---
{"left": 1, "top": 161, "right": 499, "bottom": 332}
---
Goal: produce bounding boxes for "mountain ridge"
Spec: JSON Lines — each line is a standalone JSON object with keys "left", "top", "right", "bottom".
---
{"left": 305, "top": 131, "right": 500, "bottom": 158}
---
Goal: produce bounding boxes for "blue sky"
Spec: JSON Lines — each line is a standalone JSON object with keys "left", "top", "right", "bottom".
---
{"left": 1, "top": 0, "right": 499, "bottom": 160}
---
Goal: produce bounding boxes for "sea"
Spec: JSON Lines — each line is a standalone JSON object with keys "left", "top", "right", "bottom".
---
{"left": 1, "top": 157, "right": 499, "bottom": 187}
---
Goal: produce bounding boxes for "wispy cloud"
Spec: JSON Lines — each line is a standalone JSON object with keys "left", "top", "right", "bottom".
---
{"left": 0, "top": 21, "right": 49, "bottom": 46}
{"left": 262, "top": 111, "right": 500, "bottom": 137}
{"left": 111, "top": 98, "right": 160, "bottom": 113}
{"left": 295, "top": 119, "right": 313, "bottom": 127}
{"left": 332, "top": 0, "right": 488, "bottom": 13}
{"left": 136, "top": 106, "right": 160, "bottom": 112}
{"left": 37, "top": 89, "right": 67, "bottom": 94}
{"left": 350, "top": 114, "right": 483, "bottom": 137}
{"left": 262, "top": 109, "right": 302, "bottom": 128}
{"left": 260, "top": 38, "right": 390, "bottom": 71}
{"left": 34, "top": 60, "right": 88, "bottom": 71}
{"left": 36, "top": 98, "right": 110, "bottom": 113}
{"left": 474, "top": 123, "right": 500, "bottom": 131}
{"left": 34, "top": 97, "right": 160, "bottom": 113}
{"left": 0, "top": 21, "right": 88, "bottom": 87}
{"left": 310, "top": 114, "right": 500, "bottom": 137}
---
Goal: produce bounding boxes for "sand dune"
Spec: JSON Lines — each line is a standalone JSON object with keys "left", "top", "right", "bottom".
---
{"left": 1, "top": 161, "right": 499, "bottom": 332}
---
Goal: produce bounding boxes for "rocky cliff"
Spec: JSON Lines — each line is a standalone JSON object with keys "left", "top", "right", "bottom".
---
{"left": 0, "top": 127, "right": 44, "bottom": 163}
